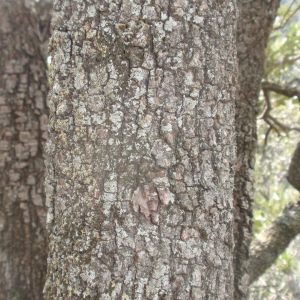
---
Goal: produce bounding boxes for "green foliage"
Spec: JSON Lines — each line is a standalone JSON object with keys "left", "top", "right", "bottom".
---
{"left": 253, "top": 122, "right": 299, "bottom": 235}
{"left": 277, "top": 252, "right": 296, "bottom": 272}
{"left": 254, "top": 0, "right": 300, "bottom": 234}
{"left": 251, "top": 2, "right": 300, "bottom": 299}
{"left": 264, "top": 5, "right": 300, "bottom": 82}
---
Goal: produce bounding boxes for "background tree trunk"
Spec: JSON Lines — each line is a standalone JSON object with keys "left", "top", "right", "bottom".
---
{"left": 249, "top": 141, "right": 300, "bottom": 283}
{"left": 45, "top": 1, "right": 238, "bottom": 299}
{"left": 0, "top": 0, "right": 50, "bottom": 299}
{"left": 234, "top": 0, "right": 280, "bottom": 298}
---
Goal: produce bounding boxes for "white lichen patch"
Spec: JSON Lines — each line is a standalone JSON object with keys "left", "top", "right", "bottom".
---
{"left": 87, "top": 5, "right": 96, "bottom": 18}
{"left": 164, "top": 17, "right": 178, "bottom": 32}
{"left": 109, "top": 111, "right": 123, "bottom": 131}
{"left": 104, "top": 179, "right": 118, "bottom": 193}
{"left": 193, "top": 16, "right": 204, "bottom": 26}
{"left": 74, "top": 70, "right": 86, "bottom": 90}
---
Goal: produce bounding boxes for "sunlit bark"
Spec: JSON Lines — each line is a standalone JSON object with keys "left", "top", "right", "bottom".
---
{"left": 45, "top": 1, "right": 238, "bottom": 299}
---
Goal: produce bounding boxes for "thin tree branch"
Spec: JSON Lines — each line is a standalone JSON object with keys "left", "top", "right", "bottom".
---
{"left": 249, "top": 201, "right": 300, "bottom": 284}
{"left": 261, "top": 81, "right": 300, "bottom": 99}
{"left": 260, "top": 82, "right": 300, "bottom": 142}
{"left": 250, "top": 142, "right": 300, "bottom": 283}
{"left": 273, "top": 1, "right": 300, "bottom": 30}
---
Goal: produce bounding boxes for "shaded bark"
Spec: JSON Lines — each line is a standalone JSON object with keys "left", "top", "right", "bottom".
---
{"left": 0, "top": 0, "right": 51, "bottom": 299}
{"left": 45, "top": 1, "right": 237, "bottom": 299}
{"left": 249, "top": 201, "right": 300, "bottom": 284}
{"left": 234, "top": 0, "right": 280, "bottom": 298}
{"left": 287, "top": 141, "right": 300, "bottom": 192}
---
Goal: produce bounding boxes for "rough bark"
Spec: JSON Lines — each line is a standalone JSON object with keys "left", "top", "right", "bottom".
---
{"left": 249, "top": 201, "right": 300, "bottom": 284}
{"left": 0, "top": 0, "right": 50, "bottom": 299}
{"left": 234, "top": 0, "right": 280, "bottom": 298}
{"left": 45, "top": 1, "right": 237, "bottom": 299}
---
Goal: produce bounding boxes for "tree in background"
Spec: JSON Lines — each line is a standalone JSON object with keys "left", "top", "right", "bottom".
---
{"left": 234, "top": 0, "right": 280, "bottom": 298}
{"left": 0, "top": 0, "right": 51, "bottom": 299}
{"left": 249, "top": 2, "right": 300, "bottom": 298}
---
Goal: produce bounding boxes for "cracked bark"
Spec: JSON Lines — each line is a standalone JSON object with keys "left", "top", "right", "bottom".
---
{"left": 0, "top": 0, "right": 51, "bottom": 299}
{"left": 234, "top": 0, "right": 280, "bottom": 298}
{"left": 45, "top": 0, "right": 238, "bottom": 299}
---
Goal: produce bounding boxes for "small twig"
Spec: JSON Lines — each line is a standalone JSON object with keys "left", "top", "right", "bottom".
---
{"left": 261, "top": 81, "right": 300, "bottom": 99}
{"left": 274, "top": 1, "right": 300, "bottom": 30}
{"left": 263, "top": 127, "right": 272, "bottom": 149}
{"left": 259, "top": 81, "right": 300, "bottom": 145}
{"left": 259, "top": 190, "right": 270, "bottom": 202}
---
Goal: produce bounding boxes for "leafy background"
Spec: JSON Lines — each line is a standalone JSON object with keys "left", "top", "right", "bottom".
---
{"left": 250, "top": 1, "right": 300, "bottom": 298}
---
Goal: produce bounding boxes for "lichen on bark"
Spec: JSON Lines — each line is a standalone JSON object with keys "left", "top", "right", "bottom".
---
{"left": 45, "top": 1, "right": 238, "bottom": 299}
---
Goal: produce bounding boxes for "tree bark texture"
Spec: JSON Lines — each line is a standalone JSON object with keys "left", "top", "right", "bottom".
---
{"left": 0, "top": 1, "right": 50, "bottom": 299}
{"left": 287, "top": 141, "right": 300, "bottom": 192}
{"left": 234, "top": 1, "right": 280, "bottom": 298}
{"left": 249, "top": 201, "right": 300, "bottom": 284}
{"left": 45, "top": 1, "right": 237, "bottom": 299}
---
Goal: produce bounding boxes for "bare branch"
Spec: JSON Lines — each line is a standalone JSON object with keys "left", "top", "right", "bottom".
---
{"left": 249, "top": 201, "right": 300, "bottom": 284}
{"left": 261, "top": 81, "right": 300, "bottom": 99}
{"left": 250, "top": 142, "right": 300, "bottom": 283}
{"left": 274, "top": 1, "right": 300, "bottom": 30}
{"left": 260, "top": 82, "right": 300, "bottom": 142}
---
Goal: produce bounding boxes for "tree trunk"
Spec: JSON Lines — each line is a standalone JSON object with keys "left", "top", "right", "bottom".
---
{"left": 0, "top": 0, "right": 50, "bottom": 299}
{"left": 234, "top": 0, "right": 280, "bottom": 298}
{"left": 45, "top": 1, "right": 238, "bottom": 299}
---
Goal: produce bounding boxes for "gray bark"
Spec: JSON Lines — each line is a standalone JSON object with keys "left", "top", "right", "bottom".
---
{"left": 45, "top": 0, "right": 238, "bottom": 299}
{"left": 0, "top": 0, "right": 50, "bottom": 299}
{"left": 234, "top": 0, "right": 280, "bottom": 298}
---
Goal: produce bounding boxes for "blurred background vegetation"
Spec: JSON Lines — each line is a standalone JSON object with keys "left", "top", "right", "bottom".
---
{"left": 250, "top": 0, "right": 300, "bottom": 298}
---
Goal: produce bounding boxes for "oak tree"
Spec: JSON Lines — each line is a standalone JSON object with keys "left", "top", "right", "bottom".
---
{"left": 44, "top": 1, "right": 237, "bottom": 299}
